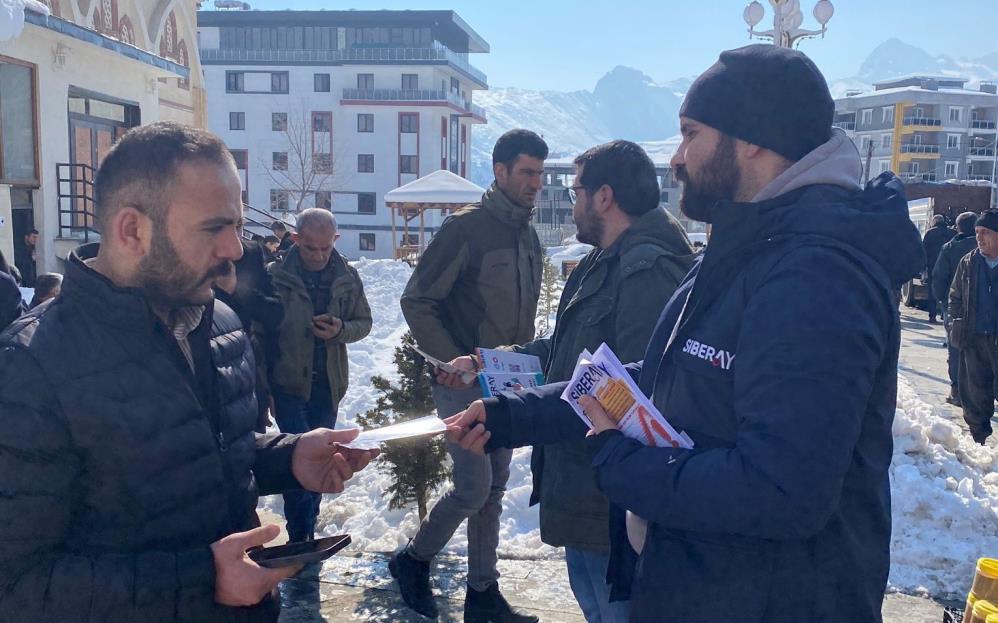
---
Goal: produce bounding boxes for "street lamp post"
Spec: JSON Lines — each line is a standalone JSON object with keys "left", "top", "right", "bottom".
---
{"left": 743, "top": 0, "right": 835, "bottom": 48}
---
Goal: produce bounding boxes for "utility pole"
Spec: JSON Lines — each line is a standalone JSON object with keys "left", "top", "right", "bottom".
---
{"left": 864, "top": 140, "right": 874, "bottom": 184}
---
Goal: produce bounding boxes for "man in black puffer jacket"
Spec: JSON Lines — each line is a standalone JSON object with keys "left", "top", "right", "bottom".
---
{"left": 933, "top": 211, "right": 979, "bottom": 405}
{"left": 0, "top": 122, "right": 376, "bottom": 622}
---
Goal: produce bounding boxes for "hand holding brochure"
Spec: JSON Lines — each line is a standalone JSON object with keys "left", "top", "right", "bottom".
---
{"left": 341, "top": 415, "right": 447, "bottom": 450}
{"left": 560, "top": 343, "right": 693, "bottom": 449}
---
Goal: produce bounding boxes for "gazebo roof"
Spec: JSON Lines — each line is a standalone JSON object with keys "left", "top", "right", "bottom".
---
{"left": 384, "top": 169, "right": 485, "bottom": 208}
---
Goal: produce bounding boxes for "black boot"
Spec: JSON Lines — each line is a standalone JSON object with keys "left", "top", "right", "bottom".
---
{"left": 946, "top": 387, "right": 962, "bottom": 407}
{"left": 389, "top": 548, "right": 438, "bottom": 619}
{"left": 464, "top": 583, "right": 539, "bottom": 623}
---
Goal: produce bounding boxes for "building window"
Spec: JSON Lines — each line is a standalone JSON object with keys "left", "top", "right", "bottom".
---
{"left": 358, "top": 154, "right": 374, "bottom": 173}
{"left": 272, "top": 112, "right": 287, "bottom": 131}
{"left": 229, "top": 112, "right": 245, "bottom": 130}
{"left": 229, "top": 149, "right": 248, "bottom": 170}
{"left": 270, "top": 189, "right": 288, "bottom": 212}
{"left": 400, "top": 112, "right": 418, "bottom": 133}
{"left": 315, "top": 190, "right": 332, "bottom": 210}
{"left": 357, "top": 192, "right": 376, "bottom": 214}
{"left": 860, "top": 135, "right": 872, "bottom": 152}
{"left": 882, "top": 106, "right": 894, "bottom": 124}
{"left": 945, "top": 161, "right": 958, "bottom": 177}
{"left": 359, "top": 233, "right": 376, "bottom": 251}
{"left": 0, "top": 60, "right": 39, "bottom": 184}
{"left": 881, "top": 134, "right": 892, "bottom": 149}
{"left": 950, "top": 107, "right": 963, "bottom": 123}
{"left": 271, "top": 72, "right": 289, "bottom": 93}
{"left": 357, "top": 73, "right": 374, "bottom": 90}
{"left": 313, "top": 153, "right": 332, "bottom": 173}
{"left": 314, "top": 73, "right": 330, "bottom": 92}
{"left": 226, "top": 71, "right": 244, "bottom": 92}
{"left": 312, "top": 112, "right": 331, "bottom": 132}
{"left": 879, "top": 160, "right": 890, "bottom": 174}
{"left": 357, "top": 113, "right": 374, "bottom": 132}
{"left": 400, "top": 155, "right": 418, "bottom": 174}
{"left": 401, "top": 73, "right": 418, "bottom": 90}
{"left": 947, "top": 134, "right": 961, "bottom": 149}
{"left": 861, "top": 109, "right": 873, "bottom": 126}
{"left": 272, "top": 152, "right": 288, "bottom": 170}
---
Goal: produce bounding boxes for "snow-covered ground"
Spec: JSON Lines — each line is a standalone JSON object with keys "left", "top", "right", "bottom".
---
{"left": 261, "top": 258, "right": 998, "bottom": 598}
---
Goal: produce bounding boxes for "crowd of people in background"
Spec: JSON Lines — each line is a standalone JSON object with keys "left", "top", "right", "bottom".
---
{"left": 0, "top": 43, "right": 994, "bottom": 623}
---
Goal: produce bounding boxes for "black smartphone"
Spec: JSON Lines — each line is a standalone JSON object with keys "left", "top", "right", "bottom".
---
{"left": 248, "top": 534, "right": 351, "bottom": 569}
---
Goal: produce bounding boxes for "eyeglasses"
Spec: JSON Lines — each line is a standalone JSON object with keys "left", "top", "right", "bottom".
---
{"left": 568, "top": 185, "right": 587, "bottom": 205}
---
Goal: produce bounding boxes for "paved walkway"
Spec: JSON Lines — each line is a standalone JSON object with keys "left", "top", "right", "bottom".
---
{"left": 274, "top": 308, "right": 974, "bottom": 622}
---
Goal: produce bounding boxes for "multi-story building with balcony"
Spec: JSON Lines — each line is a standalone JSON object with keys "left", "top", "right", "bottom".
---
{"left": 1, "top": 0, "right": 204, "bottom": 274}
{"left": 834, "top": 75, "right": 998, "bottom": 186}
{"left": 197, "top": 9, "right": 488, "bottom": 259}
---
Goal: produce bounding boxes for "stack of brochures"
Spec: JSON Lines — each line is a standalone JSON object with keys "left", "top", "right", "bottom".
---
{"left": 474, "top": 348, "right": 545, "bottom": 397}
{"left": 560, "top": 343, "right": 693, "bottom": 449}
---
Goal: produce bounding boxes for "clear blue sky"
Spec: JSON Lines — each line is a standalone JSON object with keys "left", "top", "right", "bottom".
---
{"left": 214, "top": 0, "right": 998, "bottom": 91}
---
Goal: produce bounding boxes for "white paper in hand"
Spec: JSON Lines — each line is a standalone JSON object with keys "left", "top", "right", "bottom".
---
{"left": 341, "top": 415, "right": 447, "bottom": 450}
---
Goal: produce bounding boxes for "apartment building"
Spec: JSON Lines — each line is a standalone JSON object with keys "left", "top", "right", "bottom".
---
{"left": 0, "top": 0, "right": 204, "bottom": 273}
{"left": 834, "top": 75, "right": 998, "bottom": 186}
{"left": 197, "top": 9, "right": 489, "bottom": 259}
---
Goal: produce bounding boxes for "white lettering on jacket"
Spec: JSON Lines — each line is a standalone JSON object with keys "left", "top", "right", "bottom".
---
{"left": 681, "top": 339, "right": 736, "bottom": 371}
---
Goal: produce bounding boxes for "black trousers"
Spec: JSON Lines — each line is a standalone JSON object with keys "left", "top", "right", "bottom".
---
{"left": 959, "top": 334, "right": 998, "bottom": 443}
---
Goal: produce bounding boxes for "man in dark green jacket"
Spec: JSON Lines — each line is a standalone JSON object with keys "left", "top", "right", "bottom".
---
{"left": 269, "top": 208, "right": 372, "bottom": 542}
{"left": 393, "top": 129, "right": 547, "bottom": 621}
{"left": 444, "top": 140, "right": 693, "bottom": 622}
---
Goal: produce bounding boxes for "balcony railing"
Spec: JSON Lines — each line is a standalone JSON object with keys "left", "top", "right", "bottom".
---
{"left": 199, "top": 42, "right": 487, "bottom": 85}
{"left": 56, "top": 162, "right": 99, "bottom": 241}
{"left": 970, "top": 148, "right": 996, "bottom": 157}
{"left": 901, "top": 172, "right": 937, "bottom": 182}
{"left": 900, "top": 144, "right": 940, "bottom": 154}
{"left": 832, "top": 121, "right": 856, "bottom": 131}
{"left": 903, "top": 117, "right": 942, "bottom": 127}
{"left": 968, "top": 174, "right": 994, "bottom": 182}
{"left": 341, "top": 88, "right": 487, "bottom": 119}
{"left": 972, "top": 120, "right": 997, "bottom": 129}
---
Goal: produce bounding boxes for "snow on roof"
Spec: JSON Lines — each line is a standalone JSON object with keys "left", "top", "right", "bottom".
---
{"left": 1, "top": 0, "right": 50, "bottom": 42}
{"left": 383, "top": 169, "right": 486, "bottom": 206}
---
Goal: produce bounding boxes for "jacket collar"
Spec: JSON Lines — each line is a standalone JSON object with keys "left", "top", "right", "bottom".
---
{"left": 272, "top": 245, "right": 347, "bottom": 288}
{"left": 481, "top": 182, "right": 534, "bottom": 228}
{"left": 63, "top": 242, "right": 159, "bottom": 331}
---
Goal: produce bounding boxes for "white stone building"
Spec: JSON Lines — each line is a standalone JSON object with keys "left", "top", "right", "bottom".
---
{"left": 0, "top": 0, "right": 204, "bottom": 275}
{"left": 197, "top": 9, "right": 489, "bottom": 259}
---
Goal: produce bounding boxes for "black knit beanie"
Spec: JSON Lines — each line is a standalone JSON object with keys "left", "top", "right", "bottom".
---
{"left": 976, "top": 210, "right": 998, "bottom": 234}
{"left": 680, "top": 44, "right": 834, "bottom": 161}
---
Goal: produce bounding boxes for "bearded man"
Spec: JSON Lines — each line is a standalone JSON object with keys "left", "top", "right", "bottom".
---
{"left": 446, "top": 45, "right": 924, "bottom": 622}
{"left": 0, "top": 122, "right": 377, "bottom": 622}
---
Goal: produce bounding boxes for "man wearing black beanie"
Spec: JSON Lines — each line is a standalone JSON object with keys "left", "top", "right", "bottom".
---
{"left": 946, "top": 209, "right": 998, "bottom": 444}
{"left": 445, "top": 44, "right": 925, "bottom": 623}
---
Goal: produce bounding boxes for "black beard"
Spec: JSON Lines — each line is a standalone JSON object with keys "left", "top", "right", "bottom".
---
{"left": 575, "top": 204, "right": 604, "bottom": 247}
{"left": 136, "top": 221, "right": 232, "bottom": 309}
{"left": 677, "top": 135, "right": 740, "bottom": 224}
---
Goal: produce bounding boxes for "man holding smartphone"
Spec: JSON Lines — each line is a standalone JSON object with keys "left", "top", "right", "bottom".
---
{"left": 269, "top": 208, "right": 373, "bottom": 542}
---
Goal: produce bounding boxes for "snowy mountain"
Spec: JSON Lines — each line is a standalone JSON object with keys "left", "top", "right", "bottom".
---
{"left": 470, "top": 39, "right": 998, "bottom": 186}
{"left": 469, "top": 66, "right": 683, "bottom": 186}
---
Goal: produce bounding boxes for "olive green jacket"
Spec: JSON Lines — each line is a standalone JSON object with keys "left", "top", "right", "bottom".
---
{"left": 269, "top": 247, "right": 372, "bottom": 402}
{"left": 401, "top": 183, "right": 543, "bottom": 360}
{"left": 512, "top": 207, "right": 694, "bottom": 551}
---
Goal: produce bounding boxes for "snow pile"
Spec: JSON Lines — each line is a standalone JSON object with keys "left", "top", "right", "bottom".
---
{"left": 259, "top": 258, "right": 558, "bottom": 559}
{"left": 889, "top": 375, "right": 998, "bottom": 597}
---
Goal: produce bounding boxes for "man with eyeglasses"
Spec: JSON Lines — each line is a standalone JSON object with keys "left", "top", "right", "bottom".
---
{"left": 395, "top": 129, "right": 548, "bottom": 621}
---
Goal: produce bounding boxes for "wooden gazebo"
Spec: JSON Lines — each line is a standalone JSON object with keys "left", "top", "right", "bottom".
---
{"left": 384, "top": 170, "right": 486, "bottom": 264}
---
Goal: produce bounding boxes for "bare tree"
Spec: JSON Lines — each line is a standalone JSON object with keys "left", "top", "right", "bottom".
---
{"left": 259, "top": 101, "right": 343, "bottom": 214}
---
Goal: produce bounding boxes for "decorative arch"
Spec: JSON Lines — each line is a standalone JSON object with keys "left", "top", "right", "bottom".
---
{"left": 42, "top": 0, "right": 62, "bottom": 18}
{"left": 177, "top": 39, "right": 189, "bottom": 89}
{"left": 158, "top": 10, "right": 177, "bottom": 59}
{"left": 93, "top": 0, "right": 118, "bottom": 35}
{"left": 118, "top": 14, "right": 134, "bottom": 44}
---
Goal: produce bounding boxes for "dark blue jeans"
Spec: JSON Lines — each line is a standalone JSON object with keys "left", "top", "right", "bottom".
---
{"left": 273, "top": 384, "right": 337, "bottom": 542}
